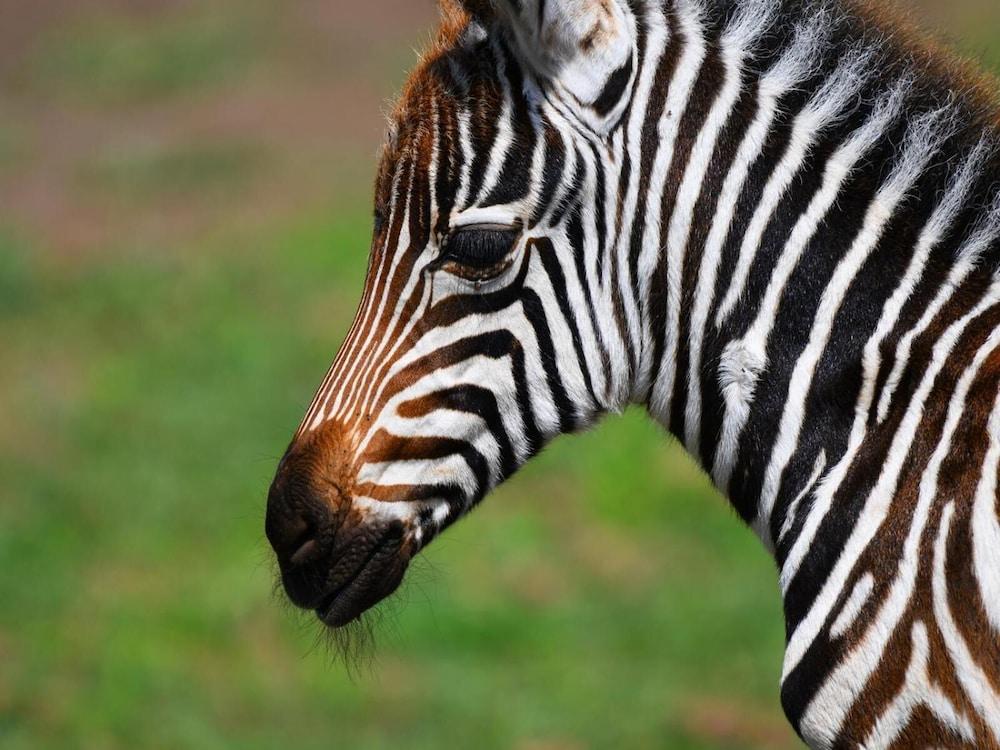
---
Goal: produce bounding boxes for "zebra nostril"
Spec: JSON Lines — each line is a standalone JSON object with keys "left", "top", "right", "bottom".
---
{"left": 289, "top": 536, "right": 320, "bottom": 566}
{"left": 283, "top": 510, "right": 319, "bottom": 561}
{"left": 285, "top": 514, "right": 308, "bottom": 544}
{"left": 266, "top": 500, "right": 325, "bottom": 565}
{"left": 266, "top": 425, "right": 355, "bottom": 586}
{"left": 265, "top": 477, "right": 328, "bottom": 566}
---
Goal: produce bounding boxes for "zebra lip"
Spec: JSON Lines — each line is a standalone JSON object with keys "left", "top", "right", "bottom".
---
{"left": 313, "top": 538, "right": 407, "bottom": 628}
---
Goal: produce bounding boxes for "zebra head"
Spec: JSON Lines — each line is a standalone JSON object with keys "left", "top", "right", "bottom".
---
{"left": 266, "top": 0, "right": 641, "bottom": 628}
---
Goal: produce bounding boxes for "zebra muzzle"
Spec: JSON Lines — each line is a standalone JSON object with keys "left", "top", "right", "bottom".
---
{"left": 265, "top": 427, "right": 412, "bottom": 627}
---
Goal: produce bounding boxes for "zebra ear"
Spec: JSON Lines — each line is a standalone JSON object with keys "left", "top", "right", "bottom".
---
{"left": 494, "top": 0, "right": 638, "bottom": 134}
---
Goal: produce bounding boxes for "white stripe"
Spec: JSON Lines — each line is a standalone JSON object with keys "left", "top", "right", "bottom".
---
{"left": 876, "top": 188, "right": 1000, "bottom": 423}
{"left": 934, "top": 502, "right": 1000, "bottom": 744}
{"left": 782, "top": 277, "right": 1000, "bottom": 678}
{"left": 714, "top": 44, "right": 879, "bottom": 327}
{"left": 614, "top": 1, "right": 669, "bottom": 397}
{"left": 475, "top": 39, "right": 515, "bottom": 203}
{"left": 862, "top": 621, "right": 974, "bottom": 748}
{"left": 828, "top": 571, "right": 873, "bottom": 640}
{"left": 779, "top": 449, "right": 826, "bottom": 543}
{"left": 755, "top": 106, "right": 952, "bottom": 550}
{"left": 649, "top": 0, "right": 777, "bottom": 424}
{"left": 376, "top": 355, "right": 530, "bottom": 467}
{"left": 684, "top": 10, "right": 832, "bottom": 460}
{"left": 800, "top": 319, "right": 1000, "bottom": 742}
{"left": 972, "top": 389, "right": 1000, "bottom": 635}
{"left": 634, "top": 0, "right": 708, "bottom": 395}
{"left": 777, "top": 141, "right": 994, "bottom": 592}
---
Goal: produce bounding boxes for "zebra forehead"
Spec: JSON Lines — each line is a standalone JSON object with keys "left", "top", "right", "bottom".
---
{"left": 373, "top": 23, "right": 526, "bottom": 219}
{"left": 396, "top": 32, "right": 505, "bottom": 124}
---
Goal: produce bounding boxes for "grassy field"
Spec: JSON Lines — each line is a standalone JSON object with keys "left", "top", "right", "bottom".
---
{"left": 1, "top": 2, "right": 998, "bottom": 748}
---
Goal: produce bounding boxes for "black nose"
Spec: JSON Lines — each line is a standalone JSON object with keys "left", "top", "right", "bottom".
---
{"left": 265, "top": 460, "right": 334, "bottom": 570}
{"left": 266, "top": 499, "right": 320, "bottom": 566}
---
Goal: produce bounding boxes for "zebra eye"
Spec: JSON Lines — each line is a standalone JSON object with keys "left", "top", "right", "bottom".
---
{"left": 440, "top": 227, "right": 520, "bottom": 280}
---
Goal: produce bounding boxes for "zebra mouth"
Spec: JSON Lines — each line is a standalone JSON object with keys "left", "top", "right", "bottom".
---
{"left": 313, "top": 535, "right": 409, "bottom": 628}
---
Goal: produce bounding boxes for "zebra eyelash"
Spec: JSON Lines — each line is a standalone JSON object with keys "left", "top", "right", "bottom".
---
{"left": 434, "top": 225, "right": 522, "bottom": 281}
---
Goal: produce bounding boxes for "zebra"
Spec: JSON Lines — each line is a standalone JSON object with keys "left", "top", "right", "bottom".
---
{"left": 265, "top": 0, "right": 1000, "bottom": 745}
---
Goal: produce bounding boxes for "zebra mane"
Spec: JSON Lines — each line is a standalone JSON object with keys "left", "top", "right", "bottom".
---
{"left": 416, "top": 0, "right": 1000, "bottom": 126}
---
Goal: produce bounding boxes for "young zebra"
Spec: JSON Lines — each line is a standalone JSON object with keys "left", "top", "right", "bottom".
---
{"left": 265, "top": 0, "right": 1000, "bottom": 745}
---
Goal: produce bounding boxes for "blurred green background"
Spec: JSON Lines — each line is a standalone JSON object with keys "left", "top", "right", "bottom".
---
{"left": 1, "top": 2, "right": 997, "bottom": 748}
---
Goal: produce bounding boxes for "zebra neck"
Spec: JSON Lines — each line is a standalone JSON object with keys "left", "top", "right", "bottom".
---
{"left": 623, "top": 0, "right": 1000, "bottom": 555}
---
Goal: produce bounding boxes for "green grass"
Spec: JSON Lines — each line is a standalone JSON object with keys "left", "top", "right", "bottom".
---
{"left": 80, "top": 140, "right": 269, "bottom": 199}
{"left": 0, "top": 124, "right": 28, "bottom": 174}
{"left": 24, "top": 5, "right": 271, "bottom": 105}
{"left": 0, "top": 208, "right": 795, "bottom": 748}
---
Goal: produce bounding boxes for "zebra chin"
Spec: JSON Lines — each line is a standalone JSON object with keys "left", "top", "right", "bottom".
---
{"left": 264, "top": 422, "right": 434, "bottom": 629}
